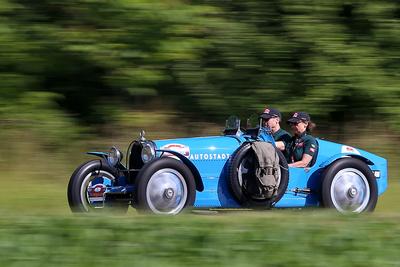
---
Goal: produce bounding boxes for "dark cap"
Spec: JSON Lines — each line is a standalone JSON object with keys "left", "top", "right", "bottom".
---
{"left": 260, "top": 108, "right": 281, "bottom": 119}
{"left": 287, "top": 112, "right": 311, "bottom": 124}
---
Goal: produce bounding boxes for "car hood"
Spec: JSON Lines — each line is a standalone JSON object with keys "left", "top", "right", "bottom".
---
{"left": 154, "top": 135, "right": 242, "bottom": 161}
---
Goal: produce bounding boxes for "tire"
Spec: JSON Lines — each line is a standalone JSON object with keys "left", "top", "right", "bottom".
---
{"left": 135, "top": 157, "right": 196, "bottom": 215}
{"left": 321, "top": 158, "right": 378, "bottom": 213}
{"left": 228, "top": 143, "right": 289, "bottom": 207}
{"left": 67, "top": 160, "right": 129, "bottom": 213}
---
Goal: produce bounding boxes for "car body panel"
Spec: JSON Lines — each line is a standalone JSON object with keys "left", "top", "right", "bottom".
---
{"left": 156, "top": 136, "right": 241, "bottom": 208}
{"left": 153, "top": 135, "right": 388, "bottom": 209}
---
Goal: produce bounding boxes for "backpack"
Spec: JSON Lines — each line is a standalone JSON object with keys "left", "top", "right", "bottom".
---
{"left": 251, "top": 141, "right": 281, "bottom": 199}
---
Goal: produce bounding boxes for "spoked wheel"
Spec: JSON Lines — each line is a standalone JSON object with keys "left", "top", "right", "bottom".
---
{"left": 68, "top": 160, "right": 129, "bottom": 213}
{"left": 135, "top": 157, "right": 195, "bottom": 215}
{"left": 228, "top": 143, "right": 289, "bottom": 207}
{"left": 322, "top": 158, "right": 378, "bottom": 213}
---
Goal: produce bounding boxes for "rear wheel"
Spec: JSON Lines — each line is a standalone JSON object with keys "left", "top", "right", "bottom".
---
{"left": 135, "top": 157, "right": 196, "bottom": 215}
{"left": 321, "top": 158, "right": 378, "bottom": 213}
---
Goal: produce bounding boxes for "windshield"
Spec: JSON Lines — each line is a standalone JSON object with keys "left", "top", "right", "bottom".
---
{"left": 223, "top": 114, "right": 272, "bottom": 139}
{"left": 223, "top": 115, "right": 241, "bottom": 136}
{"left": 225, "top": 115, "right": 241, "bottom": 130}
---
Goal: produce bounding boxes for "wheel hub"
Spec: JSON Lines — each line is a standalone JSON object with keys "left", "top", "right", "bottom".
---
{"left": 164, "top": 188, "right": 175, "bottom": 199}
{"left": 348, "top": 187, "right": 358, "bottom": 198}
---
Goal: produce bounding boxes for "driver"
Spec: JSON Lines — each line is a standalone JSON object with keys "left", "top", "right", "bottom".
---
{"left": 260, "top": 107, "right": 291, "bottom": 160}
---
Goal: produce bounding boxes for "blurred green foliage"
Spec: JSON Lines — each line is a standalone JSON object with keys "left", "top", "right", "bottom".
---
{"left": 0, "top": 0, "right": 400, "bottom": 134}
{"left": 1, "top": 6, "right": 399, "bottom": 265}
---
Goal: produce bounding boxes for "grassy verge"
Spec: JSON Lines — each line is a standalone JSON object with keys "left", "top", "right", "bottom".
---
{"left": 1, "top": 212, "right": 400, "bottom": 267}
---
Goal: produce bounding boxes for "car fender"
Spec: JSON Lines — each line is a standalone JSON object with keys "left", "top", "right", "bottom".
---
{"left": 87, "top": 151, "right": 108, "bottom": 160}
{"left": 319, "top": 153, "right": 374, "bottom": 168}
{"left": 157, "top": 149, "right": 204, "bottom": 192}
{"left": 86, "top": 151, "right": 127, "bottom": 170}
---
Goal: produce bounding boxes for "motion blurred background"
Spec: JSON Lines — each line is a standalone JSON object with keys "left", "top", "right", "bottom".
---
{"left": 0, "top": 0, "right": 400, "bottom": 266}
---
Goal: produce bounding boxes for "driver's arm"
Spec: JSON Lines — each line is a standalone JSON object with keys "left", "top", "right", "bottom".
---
{"left": 288, "top": 154, "right": 313, "bottom": 168}
{"left": 275, "top": 141, "right": 285, "bottom": 151}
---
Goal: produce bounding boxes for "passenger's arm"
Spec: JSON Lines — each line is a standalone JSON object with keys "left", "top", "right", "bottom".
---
{"left": 288, "top": 154, "right": 313, "bottom": 168}
{"left": 288, "top": 137, "right": 317, "bottom": 168}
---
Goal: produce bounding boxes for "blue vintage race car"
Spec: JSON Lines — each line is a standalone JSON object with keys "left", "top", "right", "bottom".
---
{"left": 67, "top": 116, "right": 388, "bottom": 214}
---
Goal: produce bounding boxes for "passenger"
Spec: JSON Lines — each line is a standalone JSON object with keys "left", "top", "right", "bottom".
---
{"left": 286, "top": 112, "right": 318, "bottom": 168}
{"left": 260, "top": 107, "right": 292, "bottom": 160}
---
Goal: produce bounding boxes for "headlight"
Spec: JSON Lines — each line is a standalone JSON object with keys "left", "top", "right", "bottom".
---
{"left": 141, "top": 141, "right": 156, "bottom": 163}
{"left": 108, "top": 146, "right": 123, "bottom": 166}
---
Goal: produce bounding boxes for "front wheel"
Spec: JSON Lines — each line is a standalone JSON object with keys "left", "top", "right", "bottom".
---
{"left": 321, "top": 158, "right": 378, "bottom": 213}
{"left": 135, "top": 157, "right": 196, "bottom": 215}
{"left": 67, "top": 160, "right": 129, "bottom": 213}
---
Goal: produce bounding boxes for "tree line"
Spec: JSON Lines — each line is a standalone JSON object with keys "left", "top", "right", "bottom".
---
{"left": 1, "top": 0, "right": 399, "bottom": 137}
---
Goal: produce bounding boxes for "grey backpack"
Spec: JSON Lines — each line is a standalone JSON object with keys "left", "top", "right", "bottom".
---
{"left": 251, "top": 142, "right": 281, "bottom": 199}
